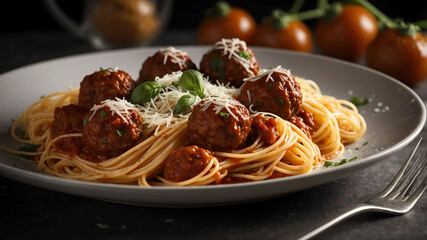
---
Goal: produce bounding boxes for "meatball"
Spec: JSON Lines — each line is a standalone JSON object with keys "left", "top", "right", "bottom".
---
{"left": 81, "top": 101, "right": 144, "bottom": 161}
{"left": 163, "top": 145, "right": 214, "bottom": 182}
{"left": 251, "top": 115, "right": 280, "bottom": 145}
{"left": 199, "top": 38, "right": 259, "bottom": 87}
{"left": 137, "top": 47, "right": 197, "bottom": 84}
{"left": 187, "top": 97, "right": 252, "bottom": 151}
{"left": 79, "top": 68, "right": 136, "bottom": 110}
{"left": 50, "top": 104, "right": 88, "bottom": 155}
{"left": 238, "top": 67, "right": 303, "bottom": 120}
{"left": 289, "top": 108, "right": 315, "bottom": 139}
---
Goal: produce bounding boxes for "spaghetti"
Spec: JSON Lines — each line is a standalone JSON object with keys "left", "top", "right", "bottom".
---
{"left": 2, "top": 68, "right": 366, "bottom": 187}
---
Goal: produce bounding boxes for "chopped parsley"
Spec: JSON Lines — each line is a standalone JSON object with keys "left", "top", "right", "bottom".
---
{"left": 220, "top": 112, "right": 229, "bottom": 118}
{"left": 83, "top": 118, "right": 88, "bottom": 126}
{"left": 217, "top": 70, "right": 225, "bottom": 78}
{"left": 239, "top": 50, "right": 251, "bottom": 60}
{"left": 116, "top": 130, "right": 122, "bottom": 137}
{"left": 209, "top": 55, "right": 225, "bottom": 71}
{"left": 268, "top": 83, "right": 273, "bottom": 90}
{"left": 278, "top": 99, "right": 284, "bottom": 106}
{"left": 69, "top": 118, "right": 74, "bottom": 123}
{"left": 324, "top": 157, "right": 358, "bottom": 167}
{"left": 100, "top": 110, "right": 106, "bottom": 119}
{"left": 102, "top": 139, "right": 108, "bottom": 144}
{"left": 349, "top": 96, "right": 371, "bottom": 107}
{"left": 17, "top": 143, "right": 41, "bottom": 159}
{"left": 100, "top": 67, "right": 110, "bottom": 74}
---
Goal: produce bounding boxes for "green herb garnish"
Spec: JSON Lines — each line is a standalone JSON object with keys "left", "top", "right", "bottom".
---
{"left": 83, "top": 118, "right": 88, "bottom": 126}
{"left": 278, "top": 99, "right": 284, "bottom": 106}
{"left": 174, "top": 94, "right": 196, "bottom": 114}
{"left": 349, "top": 96, "right": 371, "bottom": 107}
{"left": 171, "top": 81, "right": 180, "bottom": 88}
{"left": 268, "top": 83, "right": 273, "bottom": 90}
{"left": 220, "top": 112, "right": 230, "bottom": 118}
{"left": 209, "top": 55, "right": 225, "bottom": 71}
{"left": 116, "top": 130, "right": 122, "bottom": 137}
{"left": 239, "top": 50, "right": 251, "bottom": 60}
{"left": 17, "top": 143, "right": 41, "bottom": 159}
{"left": 130, "top": 81, "right": 163, "bottom": 104}
{"left": 100, "top": 110, "right": 106, "bottom": 119}
{"left": 217, "top": 70, "right": 225, "bottom": 79}
{"left": 102, "top": 139, "right": 108, "bottom": 144}
{"left": 100, "top": 67, "right": 110, "bottom": 74}
{"left": 324, "top": 157, "right": 358, "bottom": 167}
{"left": 69, "top": 118, "right": 74, "bottom": 123}
{"left": 179, "top": 69, "right": 205, "bottom": 98}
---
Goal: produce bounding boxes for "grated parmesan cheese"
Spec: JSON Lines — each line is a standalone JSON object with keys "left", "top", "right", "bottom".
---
{"left": 244, "top": 65, "right": 292, "bottom": 83}
{"left": 89, "top": 98, "right": 139, "bottom": 123}
{"left": 213, "top": 38, "right": 255, "bottom": 75}
{"left": 135, "top": 71, "right": 239, "bottom": 134}
{"left": 159, "top": 46, "right": 189, "bottom": 69}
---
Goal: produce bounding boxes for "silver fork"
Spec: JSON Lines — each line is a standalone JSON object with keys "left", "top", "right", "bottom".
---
{"left": 293, "top": 138, "right": 427, "bottom": 240}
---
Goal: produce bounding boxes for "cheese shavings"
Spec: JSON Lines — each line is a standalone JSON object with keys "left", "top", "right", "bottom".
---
{"left": 213, "top": 38, "right": 255, "bottom": 75}
{"left": 136, "top": 71, "right": 239, "bottom": 135}
{"left": 244, "top": 66, "right": 292, "bottom": 82}
{"left": 199, "top": 96, "right": 245, "bottom": 120}
{"left": 159, "top": 46, "right": 189, "bottom": 69}
{"left": 89, "top": 98, "right": 139, "bottom": 123}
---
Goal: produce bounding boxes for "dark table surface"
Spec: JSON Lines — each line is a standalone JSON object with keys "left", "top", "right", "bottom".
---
{"left": 1, "top": 30, "right": 426, "bottom": 240}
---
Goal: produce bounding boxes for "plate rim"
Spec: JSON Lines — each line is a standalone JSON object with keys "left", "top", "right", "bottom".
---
{"left": 0, "top": 45, "right": 425, "bottom": 202}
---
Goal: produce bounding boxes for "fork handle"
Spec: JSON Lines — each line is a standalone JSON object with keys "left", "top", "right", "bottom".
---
{"left": 291, "top": 203, "right": 378, "bottom": 240}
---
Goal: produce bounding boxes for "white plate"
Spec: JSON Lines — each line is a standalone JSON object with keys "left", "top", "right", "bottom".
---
{"left": 0, "top": 47, "right": 425, "bottom": 207}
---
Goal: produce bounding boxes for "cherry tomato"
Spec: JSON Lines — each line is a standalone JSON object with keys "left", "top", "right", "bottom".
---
{"left": 197, "top": 6, "right": 256, "bottom": 45}
{"left": 366, "top": 28, "right": 427, "bottom": 86}
{"left": 315, "top": 4, "right": 378, "bottom": 61}
{"left": 252, "top": 20, "right": 313, "bottom": 53}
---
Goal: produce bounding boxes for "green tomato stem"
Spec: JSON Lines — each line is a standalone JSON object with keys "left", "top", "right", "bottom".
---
{"left": 289, "top": 0, "right": 306, "bottom": 14}
{"left": 345, "top": 0, "right": 397, "bottom": 29}
{"left": 317, "top": 0, "right": 329, "bottom": 9}
{"left": 205, "top": 1, "right": 230, "bottom": 17}
{"left": 413, "top": 20, "right": 427, "bottom": 29}
{"left": 293, "top": 8, "right": 326, "bottom": 21}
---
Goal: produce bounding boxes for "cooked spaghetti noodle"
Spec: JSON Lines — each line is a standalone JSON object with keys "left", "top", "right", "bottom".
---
{"left": 2, "top": 69, "right": 366, "bottom": 187}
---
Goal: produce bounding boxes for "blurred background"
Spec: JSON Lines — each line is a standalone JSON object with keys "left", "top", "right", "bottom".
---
{"left": 2, "top": 0, "right": 425, "bottom": 33}
{"left": 1, "top": 0, "right": 426, "bottom": 85}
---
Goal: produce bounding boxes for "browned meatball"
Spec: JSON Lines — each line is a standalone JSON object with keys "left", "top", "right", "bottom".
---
{"left": 199, "top": 38, "right": 259, "bottom": 87}
{"left": 137, "top": 47, "right": 197, "bottom": 84}
{"left": 251, "top": 115, "right": 280, "bottom": 145}
{"left": 187, "top": 97, "right": 252, "bottom": 151}
{"left": 163, "top": 145, "right": 214, "bottom": 182}
{"left": 238, "top": 67, "right": 302, "bottom": 120}
{"left": 81, "top": 102, "right": 143, "bottom": 161}
{"left": 289, "top": 109, "right": 315, "bottom": 139}
{"left": 50, "top": 104, "right": 88, "bottom": 156}
{"left": 79, "top": 68, "right": 136, "bottom": 110}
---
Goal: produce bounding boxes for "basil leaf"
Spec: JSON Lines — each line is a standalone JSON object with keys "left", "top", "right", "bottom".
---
{"left": 130, "top": 81, "right": 163, "bottom": 104}
{"left": 179, "top": 69, "right": 205, "bottom": 97}
{"left": 174, "top": 94, "right": 196, "bottom": 114}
